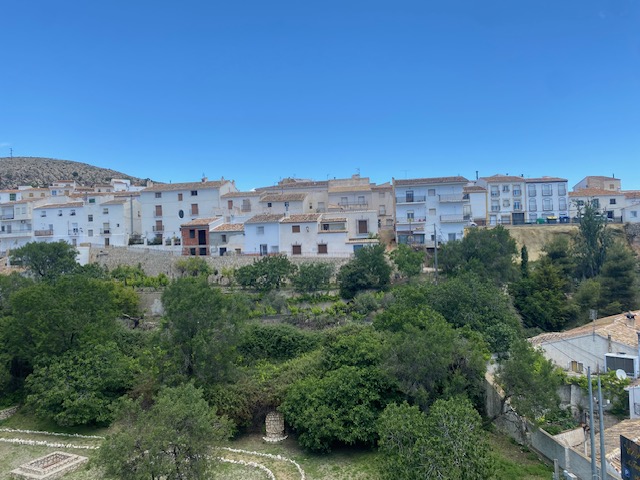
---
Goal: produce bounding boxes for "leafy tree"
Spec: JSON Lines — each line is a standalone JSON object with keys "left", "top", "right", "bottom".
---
{"left": 541, "top": 236, "right": 576, "bottom": 281}
{"left": 291, "top": 262, "right": 334, "bottom": 293}
{"left": 390, "top": 244, "right": 424, "bottom": 278}
{"left": 160, "top": 277, "right": 246, "bottom": 384}
{"left": 520, "top": 245, "right": 529, "bottom": 278}
{"left": 574, "top": 200, "right": 613, "bottom": 278}
{"left": 281, "top": 365, "right": 394, "bottom": 452}
{"left": 438, "top": 226, "right": 518, "bottom": 284}
{"left": 10, "top": 241, "right": 78, "bottom": 281}
{"left": 597, "top": 241, "right": 637, "bottom": 315}
{"left": 174, "top": 257, "right": 213, "bottom": 278}
{"left": 573, "top": 278, "right": 602, "bottom": 319}
{"left": 98, "top": 383, "right": 233, "bottom": 480}
{"left": 378, "top": 398, "right": 494, "bottom": 480}
{"left": 235, "top": 255, "right": 297, "bottom": 291}
{"left": 238, "top": 323, "right": 319, "bottom": 362}
{"left": 495, "top": 339, "right": 563, "bottom": 423}
{"left": 337, "top": 245, "right": 391, "bottom": 299}
{"left": 0, "top": 272, "right": 33, "bottom": 316}
{"left": 110, "top": 264, "right": 147, "bottom": 286}
{"left": 25, "top": 342, "right": 135, "bottom": 426}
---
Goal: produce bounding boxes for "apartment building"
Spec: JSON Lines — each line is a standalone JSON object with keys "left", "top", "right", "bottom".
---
{"left": 477, "top": 175, "right": 526, "bottom": 226}
{"left": 393, "top": 176, "right": 469, "bottom": 246}
{"left": 524, "top": 177, "right": 569, "bottom": 223}
{"left": 569, "top": 189, "right": 626, "bottom": 221}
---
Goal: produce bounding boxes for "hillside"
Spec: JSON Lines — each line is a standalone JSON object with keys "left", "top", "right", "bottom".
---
{"left": 0, "top": 157, "right": 148, "bottom": 190}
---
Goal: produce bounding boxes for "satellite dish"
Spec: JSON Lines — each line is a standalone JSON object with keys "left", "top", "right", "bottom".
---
{"left": 615, "top": 369, "right": 628, "bottom": 380}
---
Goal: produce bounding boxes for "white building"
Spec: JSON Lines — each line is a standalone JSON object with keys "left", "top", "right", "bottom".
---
{"left": 463, "top": 185, "right": 487, "bottom": 226}
{"left": 524, "top": 177, "right": 569, "bottom": 223}
{"left": 139, "top": 178, "right": 237, "bottom": 244}
{"left": 568, "top": 189, "right": 626, "bottom": 221}
{"left": 573, "top": 176, "right": 621, "bottom": 192}
{"left": 243, "top": 214, "right": 285, "bottom": 256}
{"left": 32, "top": 201, "right": 83, "bottom": 246}
{"left": 393, "top": 176, "right": 470, "bottom": 246}
{"left": 210, "top": 223, "right": 245, "bottom": 256}
{"left": 477, "top": 175, "right": 526, "bottom": 226}
{"left": 622, "top": 191, "right": 640, "bottom": 223}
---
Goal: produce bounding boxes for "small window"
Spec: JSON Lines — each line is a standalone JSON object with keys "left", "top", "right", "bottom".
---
{"left": 428, "top": 189, "right": 436, "bottom": 196}
{"left": 88, "top": 198, "right": 96, "bottom": 203}
{"left": 318, "top": 243, "right": 328, "bottom": 254}
{"left": 558, "top": 184, "right": 566, "bottom": 195}
{"left": 448, "top": 233, "right": 456, "bottom": 241}
{"left": 88, "top": 229, "right": 94, "bottom": 237}
{"left": 189, "top": 229, "right": 196, "bottom": 239}
{"left": 199, "top": 247, "right": 207, "bottom": 255}
{"left": 191, "top": 204, "right": 199, "bottom": 215}
{"left": 610, "top": 198, "right": 616, "bottom": 205}
{"left": 292, "top": 245, "right": 302, "bottom": 255}
{"left": 155, "top": 192, "right": 162, "bottom": 198}
{"left": 357, "top": 220, "right": 368, "bottom": 234}
{"left": 542, "top": 184, "right": 553, "bottom": 196}
{"left": 267, "top": 202, "right": 272, "bottom": 208}
{"left": 379, "top": 205, "right": 386, "bottom": 215}
{"left": 40, "top": 211, "right": 46, "bottom": 217}
{"left": 178, "top": 193, "right": 183, "bottom": 201}
{"left": 502, "top": 199, "right": 510, "bottom": 207}
{"left": 58, "top": 210, "right": 63, "bottom": 216}
{"left": 178, "top": 210, "right": 184, "bottom": 218}
{"left": 502, "top": 185, "right": 510, "bottom": 192}
{"left": 88, "top": 214, "right": 93, "bottom": 222}
{"left": 191, "top": 190, "right": 198, "bottom": 196}
{"left": 190, "top": 248, "right": 196, "bottom": 256}
{"left": 631, "top": 211, "right": 638, "bottom": 218}
{"left": 70, "top": 209, "right": 76, "bottom": 216}
{"left": 221, "top": 234, "right": 227, "bottom": 243}
{"left": 257, "top": 226, "right": 264, "bottom": 235}
{"left": 292, "top": 225, "right": 301, "bottom": 233}
{"left": 103, "top": 208, "right": 109, "bottom": 214}
{"left": 407, "top": 210, "right": 414, "bottom": 220}
{"left": 358, "top": 195, "right": 365, "bottom": 205}
{"left": 9, "top": 193, "right": 16, "bottom": 201}
{"left": 227, "top": 200, "right": 233, "bottom": 209}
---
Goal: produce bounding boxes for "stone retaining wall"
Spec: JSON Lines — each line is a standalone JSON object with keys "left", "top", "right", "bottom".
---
{"left": 0, "top": 405, "right": 18, "bottom": 420}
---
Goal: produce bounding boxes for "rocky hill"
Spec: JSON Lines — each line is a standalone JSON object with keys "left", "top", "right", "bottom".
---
{"left": 0, "top": 157, "right": 148, "bottom": 190}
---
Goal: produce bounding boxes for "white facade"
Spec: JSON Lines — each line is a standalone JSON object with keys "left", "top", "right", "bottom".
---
{"left": 463, "top": 186, "right": 488, "bottom": 225}
{"left": 477, "top": 175, "right": 526, "bottom": 226}
{"left": 524, "top": 177, "right": 569, "bottom": 223}
{"left": 568, "top": 189, "right": 626, "bottom": 221}
{"left": 622, "top": 192, "right": 640, "bottom": 223}
{"left": 32, "top": 201, "right": 83, "bottom": 246}
{"left": 82, "top": 194, "right": 142, "bottom": 247}
{"left": 393, "top": 176, "right": 469, "bottom": 246}
{"left": 210, "top": 223, "right": 245, "bottom": 256}
{"left": 243, "top": 214, "right": 284, "bottom": 256}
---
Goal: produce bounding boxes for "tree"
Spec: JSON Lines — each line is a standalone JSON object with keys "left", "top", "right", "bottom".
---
{"left": 98, "top": 383, "right": 233, "bottom": 480}
{"left": 597, "top": 241, "right": 637, "bottom": 315}
{"left": 389, "top": 244, "right": 424, "bottom": 278}
{"left": 291, "top": 262, "right": 334, "bottom": 293}
{"left": 174, "top": 257, "right": 213, "bottom": 278}
{"left": 495, "top": 339, "right": 563, "bottom": 423}
{"left": 574, "top": 200, "right": 613, "bottom": 278}
{"left": 25, "top": 342, "right": 135, "bottom": 426}
{"left": 520, "top": 245, "right": 529, "bottom": 278}
{"left": 160, "top": 277, "right": 246, "bottom": 384}
{"left": 438, "top": 226, "right": 518, "bottom": 284}
{"left": 10, "top": 241, "right": 78, "bottom": 281}
{"left": 337, "top": 245, "right": 391, "bottom": 299}
{"left": 235, "top": 255, "right": 297, "bottom": 291}
{"left": 377, "top": 398, "right": 494, "bottom": 480}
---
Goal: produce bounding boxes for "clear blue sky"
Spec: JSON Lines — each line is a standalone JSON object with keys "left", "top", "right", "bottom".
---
{"left": 1, "top": 1, "right": 639, "bottom": 191}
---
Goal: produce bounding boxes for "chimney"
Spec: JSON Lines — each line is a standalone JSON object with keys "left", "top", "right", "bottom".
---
{"left": 202, "top": 176, "right": 208, "bottom": 183}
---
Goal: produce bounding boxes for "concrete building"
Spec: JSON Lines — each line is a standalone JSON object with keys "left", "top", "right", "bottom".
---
{"left": 568, "top": 189, "right": 626, "bottom": 221}
{"left": 573, "top": 176, "right": 621, "bottom": 192}
{"left": 477, "top": 175, "right": 526, "bottom": 226}
{"left": 524, "top": 177, "right": 569, "bottom": 223}
{"left": 180, "top": 217, "right": 224, "bottom": 256}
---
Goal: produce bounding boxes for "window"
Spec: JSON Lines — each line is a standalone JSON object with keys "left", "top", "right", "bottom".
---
{"left": 592, "top": 199, "right": 600, "bottom": 208}
{"left": 491, "top": 201, "right": 500, "bottom": 212}
{"left": 9, "top": 193, "right": 16, "bottom": 201}
{"left": 358, "top": 195, "right": 365, "bottom": 205}
{"left": 631, "top": 211, "right": 638, "bottom": 218}
{"left": 610, "top": 198, "right": 616, "bottom": 205}
{"left": 491, "top": 186, "right": 499, "bottom": 197}
{"left": 428, "top": 189, "right": 436, "bottom": 197}
{"left": 529, "top": 198, "right": 537, "bottom": 211}
{"left": 257, "top": 226, "right": 264, "bottom": 235}
{"left": 543, "top": 198, "right": 553, "bottom": 211}
{"left": 191, "top": 204, "right": 199, "bottom": 215}
{"left": 379, "top": 205, "right": 386, "bottom": 215}
{"left": 221, "top": 234, "right": 227, "bottom": 242}
{"left": 190, "top": 248, "right": 196, "bottom": 256}
{"left": 89, "top": 198, "right": 96, "bottom": 203}
{"left": 559, "top": 198, "right": 567, "bottom": 211}
{"left": 318, "top": 243, "right": 328, "bottom": 254}
{"left": 155, "top": 192, "right": 162, "bottom": 198}
{"left": 189, "top": 229, "right": 196, "bottom": 239}
{"left": 576, "top": 199, "right": 585, "bottom": 206}
{"left": 292, "top": 225, "right": 301, "bottom": 233}
{"left": 448, "top": 233, "right": 456, "bottom": 241}
{"left": 558, "top": 184, "right": 566, "bottom": 195}
{"left": 191, "top": 190, "right": 198, "bottom": 196}
{"left": 405, "top": 191, "right": 414, "bottom": 202}
{"left": 609, "top": 184, "right": 615, "bottom": 190}
{"left": 178, "top": 193, "right": 183, "bottom": 201}
{"left": 429, "top": 208, "right": 436, "bottom": 216}
{"left": 292, "top": 245, "right": 302, "bottom": 255}
{"left": 40, "top": 211, "right": 46, "bottom": 217}
{"left": 407, "top": 210, "right": 414, "bottom": 220}
{"left": 103, "top": 208, "right": 109, "bottom": 214}
{"left": 267, "top": 202, "right": 272, "bottom": 208}
{"left": 502, "top": 199, "right": 510, "bottom": 207}
{"left": 227, "top": 200, "right": 233, "bottom": 209}
{"left": 513, "top": 200, "right": 521, "bottom": 211}
{"left": 242, "top": 199, "right": 251, "bottom": 212}
{"left": 502, "top": 185, "right": 510, "bottom": 192}
{"left": 88, "top": 229, "right": 93, "bottom": 237}
{"left": 357, "top": 220, "right": 368, "bottom": 234}
{"left": 88, "top": 214, "right": 93, "bottom": 222}
{"left": 513, "top": 185, "right": 521, "bottom": 196}
{"left": 178, "top": 210, "right": 184, "bottom": 218}
{"left": 199, "top": 247, "right": 207, "bottom": 255}
{"left": 70, "top": 209, "right": 76, "bottom": 216}
{"left": 155, "top": 205, "right": 162, "bottom": 216}
{"left": 527, "top": 185, "right": 536, "bottom": 197}
{"left": 542, "top": 184, "right": 552, "bottom": 196}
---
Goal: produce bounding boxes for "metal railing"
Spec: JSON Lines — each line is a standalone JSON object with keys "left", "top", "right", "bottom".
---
{"left": 395, "top": 196, "right": 426, "bottom": 203}
{"left": 438, "top": 194, "right": 464, "bottom": 203}
{"left": 34, "top": 229, "right": 53, "bottom": 236}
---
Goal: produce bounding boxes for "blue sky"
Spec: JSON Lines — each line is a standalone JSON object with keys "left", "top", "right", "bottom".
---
{"left": 1, "top": 1, "right": 639, "bottom": 191}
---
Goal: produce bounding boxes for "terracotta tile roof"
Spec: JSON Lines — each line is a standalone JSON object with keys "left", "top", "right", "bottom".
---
{"left": 180, "top": 217, "right": 221, "bottom": 227}
{"left": 254, "top": 180, "right": 329, "bottom": 191}
{"left": 394, "top": 176, "right": 469, "bottom": 186}
{"left": 623, "top": 190, "right": 640, "bottom": 199}
{"left": 34, "top": 202, "right": 84, "bottom": 209}
{"left": 464, "top": 185, "right": 487, "bottom": 193}
{"left": 280, "top": 214, "right": 322, "bottom": 223}
{"left": 569, "top": 188, "right": 625, "bottom": 197}
{"left": 212, "top": 223, "right": 244, "bottom": 232}
{"left": 143, "top": 180, "right": 226, "bottom": 192}
{"left": 530, "top": 310, "right": 640, "bottom": 348}
{"left": 478, "top": 174, "right": 525, "bottom": 183}
{"left": 101, "top": 199, "right": 127, "bottom": 206}
{"left": 260, "top": 193, "right": 307, "bottom": 202}
{"left": 372, "top": 182, "right": 392, "bottom": 190}
{"left": 221, "top": 191, "right": 261, "bottom": 198}
{"left": 524, "top": 177, "right": 567, "bottom": 183}
{"left": 597, "top": 420, "right": 640, "bottom": 474}
{"left": 328, "top": 185, "right": 372, "bottom": 193}
{"left": 245, "top": 214, "right": 285, "bottom": 224}
{"left": 321, "top": 216, "right": 347, "bottom": 222}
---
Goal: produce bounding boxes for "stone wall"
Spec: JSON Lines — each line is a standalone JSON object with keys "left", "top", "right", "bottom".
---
{"left": 0, "top": 405, "right": 19, "bottom": 420}
{"left": 90, "top": 246, "right": 350, "bottom": 279}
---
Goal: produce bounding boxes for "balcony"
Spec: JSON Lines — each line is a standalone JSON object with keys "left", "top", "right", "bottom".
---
{"left": 440, "top": 214, "right": 465, "bottom": 223}
{"left": 100, "top": 228, "right": 111, "bottom": 234}
{"left": 491, "top": 206, "right": 501, "bottom": 212}
{"left": 241, "top": 205, "right": 252, "bottom": 212}
{"left": 395, "top": 196, "right": 426, "bottom": 204}
{"left": 438, "top": 194, "right": 464, "bottom": 203}
{"left": 35, "top": 229, "right": 53, "bottom": 236}
{"left": 0, "top": 226, "right": 31, "bottom": 236}
{"left": 68, "top": 229, "right": 80, "bottom": 236}
{"left": 152, "top": 225, "right": 164, "bottom": 232}
{"left": 337, "top": 202, "right": 369, "bottom": 210}
{"left": 396, "top": 216, "right": 426, "bottom": 224}
{"left": 513, "top": 190, "right": 522, "bottom": 197}
{"left": 490, "top": 192, "right": 500, "bottom": 197}
{"left": 1, "top": 214, "right": 14, "bottom": 220}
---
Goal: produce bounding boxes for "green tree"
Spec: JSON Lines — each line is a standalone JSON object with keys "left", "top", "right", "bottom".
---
{"left": 574, "top": 200, "right": 612, "bottom": 278}
{"left": 438, "top": 226, "right": 518, "bottom": 284}
{"left": 10, "top": 241, "right": 78, "bottom": 281}
{"left": 337, "top": 245, "right": 391, "bottom": 299}
{"left": 235, "top": 255, "right": 297, "bottom": 291}
{"left": 390, "top": 244, "right": 424, "bottom": 278}
{"left": 377, "top": 398, "right": 494, "bottom": 480}
{"left": 291, "top": 262, "right": 334, "bottom": 293}
{"left": 541, "top": 236, "right": 576, "bottom": 281}
{"left": 98, "top": 383, "right": 233, "bottom": 480}
{"left": 520, "top": 245, "right": 529, "bottom": 278}
{"left": 597, "top": 241, "right": 637, "bottom": 315}
{"left": 25, "top": 342, "right": 135, "bottom": 426}
{"left": 174, "top": 257, "right": 213, "bottom": 278}
{"left": 495, "top": 339, "right": 563, "bottom": 423}
{"left": 160, "top": 277, "right": 246, "bottom": 384}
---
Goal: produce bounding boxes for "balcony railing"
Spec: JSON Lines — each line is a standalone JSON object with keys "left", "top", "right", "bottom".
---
{"left": 1, "top": 214, "right": 14, "bottom": 220}
{"left": 513, "top": 190, "right": 522, "bottom": 197}
{"left": 68, "top": 229, "right": 80, "bottom": 236}
{"left": 152, "top": 226, "right": 164, "bottom": 232}
{"left": 337, "top": 202, "right": 369, "bottom": 210}
{"left": 396, "top": 217, "right": 426, "bottom": 224}
{"left": 490, "top": 192, "right": 500, "bottom": 197}
{"left": 0, "top": 226, "right": 32, "bottom": 235}
{"left": 395, "top": 196, "right": 426, "bottom": 204}
{"left": 491, "top": 206, "right": 500, "bottom": 212}
{"left": 438, "top": 194, "right": 464, "bottom": 203}
{"left": 440, "top": 214, "right": 465, "bottom": 223}
{"left": 34, "top": 229, "right": 53, "bottom": 236}
{"left": 100, "top": 228, "right": 111, "bottom": 234}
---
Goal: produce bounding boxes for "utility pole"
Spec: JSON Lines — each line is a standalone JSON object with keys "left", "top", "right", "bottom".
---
{"left": 588, "top": 367, "right": 597, "bottom": 480}
{"left": 9, "top": 147, "right": 13, "bottom": 159}
{"left": 598, "top": 376, "right": 606, "bottom": 480}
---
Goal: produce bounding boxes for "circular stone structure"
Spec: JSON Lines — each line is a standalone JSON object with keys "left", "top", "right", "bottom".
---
{"left": 262, "top": 411, "right": 287, "bottom": 443}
